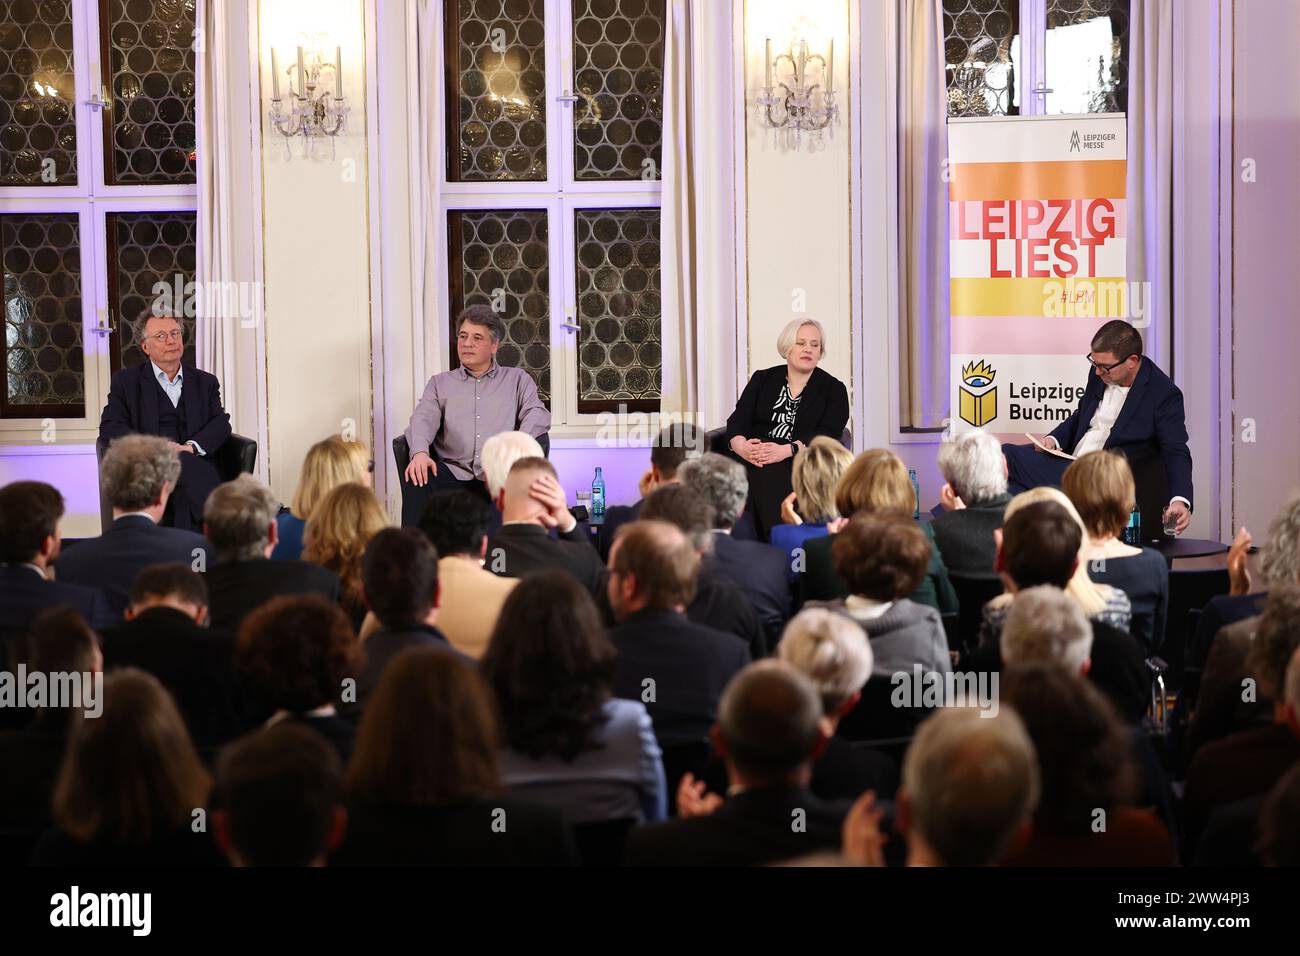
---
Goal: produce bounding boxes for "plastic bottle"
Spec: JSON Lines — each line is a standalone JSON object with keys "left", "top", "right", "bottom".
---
{"left": 591, "top": 467, "right": 605, "bottom": 519}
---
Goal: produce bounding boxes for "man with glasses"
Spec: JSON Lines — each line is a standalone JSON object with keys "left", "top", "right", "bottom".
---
{"left": 100, "top": 311, "right": 232, "bottom": 530}
{"left": 1003, "top": 319, "right": 1193, "bottom": 534}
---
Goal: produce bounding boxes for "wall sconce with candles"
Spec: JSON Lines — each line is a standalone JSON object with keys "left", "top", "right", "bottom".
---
{"left": 757, "top": 37, "right": 840, "bottom": 150}
{"left": 267, "top": 41, "right": 349, "bottom": 159}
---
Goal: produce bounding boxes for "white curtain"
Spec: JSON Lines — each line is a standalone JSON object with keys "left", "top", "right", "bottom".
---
{"left": 661, "top": 0, "right": 737, "bottom": 427}
{"left": 1126, "top": 0, "right": 1174, "bottom": 368}
{"left": 897, "top": 0, "right": 950, "bottom": 430}
{"left": 411, "top": 0, "right": 447, "bottom": 384}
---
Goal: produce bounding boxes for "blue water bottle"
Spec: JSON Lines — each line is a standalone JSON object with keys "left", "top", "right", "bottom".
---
{"left": 591, "top": 467, "right": 605, "bottom": 519}
{"left": 909, "top": 468, "right": 921, "bottom": 520}
{"left": 1122, "top": 508, "right": 1141, "bottom": 545}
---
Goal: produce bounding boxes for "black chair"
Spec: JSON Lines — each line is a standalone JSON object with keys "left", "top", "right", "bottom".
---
{"left": 838, "top": 676, "right": 933, "bottom": 742}
{"left": 393, "top": 433, "right": 550, "bottom": 528}
{"left": 571, "top": 817, "right": 637, "bottom": 867}
{"left": 94, "top": 433, "right": 257, "bottom": 531}
{"left": 948, "top": 573, "right": 1005, "bottom": 653}
{"left": 1165, "top": 567, "right": 1230, "bottom": 694}
{"left": 1123, "top": 450, "right": 1171, "bottom": 544}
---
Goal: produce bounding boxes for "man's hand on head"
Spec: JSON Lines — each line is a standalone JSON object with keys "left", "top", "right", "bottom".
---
{"left": 529, "top": 473, "right": 576, "bottom": 533}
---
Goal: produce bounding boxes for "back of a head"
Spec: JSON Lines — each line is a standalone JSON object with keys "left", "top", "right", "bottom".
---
{"left": 640, "top": 483, "right": 716, "bottom": 552}
{"left": 1002, "top": 663, "right": 1135, "bottom": 834}
{"left": 902, "top": 706, "right": 1040, "bottom": 866}
{"left": 501, "top": 455, "right": 556, "bottom": 513}
{"left": 1061, "top": 451, "right": 1135, "bottom": 541}
{"left": 292, "top": 437, "right": 371, "bottom": 521}
{"left": 936, "top": 430, "right": 1007, "bottom": 505}
{"left": 650, "top": 422, "right": 705, "bottom": 479}
{"left": 831, "top": 510, "right": 931, "bottom": 601}
{"left": 28, "top": 607, "right": 100, "bottom": 675}
{"left": 0, "top": 480, "right": 63, "bottom": 563}
{"left": 302, "top": 482, "right": 389, "bottom": 597}
{"left": 1000, "top": 499, "right": 1082, "bottom": 589}
{"left": 1246, "top": 585, "right": 1300, "bottom": 700}
{"left": 679, "top": 453, "right": 747, "bottom": 529}
{"left": 130, "top": 562, "right": 209, "bottom": 611}
{"left": 1002, "top": 585, "right": 1093, "bottom": 674}
{"left": 1261, "top": 490, "right": 1300, "bottom": 589}
{"left": 216, "top": 723, "right": 342, "bottom": 866}
{"left": 778, "top": 608, "right": 874, "bottom": 715}
{"left": 53, "top": 668, "right": 210, "bottom": 844}
{"left": 100, "top": 435, "right": 181, "bottom": 512}
{"left": 792, "top": 436, "right": 855, "bottom": 523}
{"left": 482, "top": 432, "right": 545, "bottom": 500}
{"left": 362, "top": 527, "right": 439, "bottom": 627}
{"left": 236, "top": 595, "right": 361, "bottom": 712}
{"left": 419, "top": 489, "right": 493, "bottom": 558}
{"left": 204, "top": 475, "right": 279, "bottom": 562}
{"left": 347, "top": 647, "right": 500, "bottom": 806}
{"left": 717, "top": 660, "right": 824, "bottom": 785}
{"left": 835, "top": 449, "right": 913, "bottom": 518}
{"left": 611, "top": 520, "right": 700, "bottom": 609}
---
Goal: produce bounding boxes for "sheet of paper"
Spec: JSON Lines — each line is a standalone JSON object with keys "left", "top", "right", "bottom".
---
{"left": 1025, "top": 433, "right": 1077, "bottom": 461}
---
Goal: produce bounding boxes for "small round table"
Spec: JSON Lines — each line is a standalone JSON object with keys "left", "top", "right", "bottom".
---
{"left": 1145, "top": 536, "right": 1229, "bottom": 567}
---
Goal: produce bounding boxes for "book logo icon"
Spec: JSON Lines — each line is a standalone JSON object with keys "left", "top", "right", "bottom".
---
{"left": 959, "top": 359, "right": 997, "bottom": 428}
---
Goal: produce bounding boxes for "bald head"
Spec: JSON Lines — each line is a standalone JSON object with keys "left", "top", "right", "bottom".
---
{"left": 607, "top": 520, "right": 699, "bottom": 619}
{"left": 717, "top": 661, "right": 824, "bottom": 786}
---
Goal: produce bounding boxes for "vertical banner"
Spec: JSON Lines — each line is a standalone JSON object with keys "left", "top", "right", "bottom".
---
{"left": 948, "top": 115, "right": 1129, "bottom": 438}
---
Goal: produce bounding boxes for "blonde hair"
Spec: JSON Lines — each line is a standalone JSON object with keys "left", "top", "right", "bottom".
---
{"left": 291, "top": 437, "right": 371, "bottom": 521}
{"left": 776, "top": 319, "right": 827, "bottom": 361}
{"left": 1062, "top": 451, "right": 1136, "bottom": 540}
{"left": 792, "top": 437, "right": 854, "bottom": 524}
{"left": 303, "top": 482, "right": 390, "bottom": 607}
{"left": 990, "top": 486, "right": 1119, "bottom": 618}
{"left": 835, "top": 449, "right": 914, "bottom": 517}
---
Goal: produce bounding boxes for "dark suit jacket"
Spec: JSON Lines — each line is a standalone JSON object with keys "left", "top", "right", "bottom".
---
{"left": 624, "top": 786, "right": 850, "bottom": 866}
{"left": 596, "top": 500, "right": 642, "bottom": 562}
{"left": 724, "top": 365, "right": 850, "bottom": 448}
{"left": 99, "top": 606, "right": 246, "bottom": 750}
{"left": 487, "top": 522, "right": 605, "bottom": 598}
{"left": 1048, "top": 357, "right": 1193, "bottom": 508}
{"left": 99, "top": 361, "right": 232, "bottom": 523}
{"left": 708, "top": 532, "right": 792, "bottom": 650}
{"left": 0, "top": 564, "right": 115, "bottom": 651}
{"left": 0, "top": 709, "right": 73, "bottom": 832}
{"left": 204, "top": 558, "right": 340, "bottom": 633}
{"left": 355, "top": 622, "right": 465, "bottom": 707}
{"left": 54, "top": 515, "right": 211, "bottom": 617}
{"left": 929, "top": 493, "right": 1011, "bottom": 577}
{"left": 690, "top": 567, "right": 767, "bottom": 660}
{"left": 609, "top": 607, "right": 751, "bottom": 747}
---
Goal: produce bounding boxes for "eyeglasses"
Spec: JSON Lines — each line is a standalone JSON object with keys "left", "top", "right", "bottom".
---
{"left": 146, "top": 330, "right": 184, "bottom": 344}
{"left": 1085, "top": 353, "right": 1133, "bottom": 373}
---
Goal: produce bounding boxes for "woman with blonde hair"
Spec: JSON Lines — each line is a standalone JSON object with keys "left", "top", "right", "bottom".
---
{"left": 799, "top": 448, "right": 958, "bottom": 616}
{"left": 303, "top": 482, "right": 390, "bottom": 629}
{"left": 770, "top": 436, "right": 855, "bottom": 574}
{"left": 274, "top": 436, "right": 372, "bottom": 560}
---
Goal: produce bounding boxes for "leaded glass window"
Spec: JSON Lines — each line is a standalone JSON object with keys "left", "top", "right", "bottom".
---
{"left": 943, "top": 0, "right": 1019, "bottom": 118}
{"left": 0, "top": 0, "right": 78, "bottom": 186}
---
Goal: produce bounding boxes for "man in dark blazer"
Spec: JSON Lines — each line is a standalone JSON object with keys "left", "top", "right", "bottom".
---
{"left": 99, "top": 312, "right": 232, "bottom": 530}
{"left": 99, "top": 564, "right": 246, "bottom": 751}
{"left": 55, "top": 435, "right": 210, "bottom": 616}
{"left": 607, "top": 521, "right": 750, "bottom": 747}
{"left": 596, "top": 423, "right": 706, "bottom": 561}
{"left": 486, "top": 457, "right": 604, "bottom": 599}
{"left": 932, "top": 429, "right": 1012, "bottom": 577}
{"left": 201, "top": 475, "right": 339, "bottom": 633}
{"left": 1003, "top": 319, "right": 1193, "bottom": 534}
{"left": 624, "top": 661, "right": 848, "bottom": 866}
{"left": 0, "top": 482, "right": 115, "bottom": 656}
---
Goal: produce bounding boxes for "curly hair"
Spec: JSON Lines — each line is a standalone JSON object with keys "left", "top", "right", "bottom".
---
{"left": 1261, "top": 490, "right": 1300, "bottom": 589}
{"left": 831, "top": 509, "right": 931, "bottom": 601}
{"left": 480, "top": 572, "right": 616, "bottom": 761}
{"left": 236, "top": 595, "right": 362, "bottom": 713}
{"left": 1002, "top": 663, "right": 1137, "bottom": 835}
{"left": 1245, "top": 585, "right": 1300, "bottom": 698}
{"left": 303, "top": 482, "right": 389, "bottom": 610}
{"left": 100, "top": 434, "right": 181, "bottom": 511}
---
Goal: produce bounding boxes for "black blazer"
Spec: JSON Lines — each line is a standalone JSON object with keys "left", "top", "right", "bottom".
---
{"left": 624, "top": 785, "right": 850, "bottom": 866}
{"left": 724, "top": 365, "right": 850, "bottom": 447}
{"left": 609, "top": 607, "right": 750, "bottom": 747}
{"left": 55, "top": 516, "right": 211, "bottom": 617}
{"left": 486, "top": 523, "right": 605, "bottom": 599}
{"left": 204, "top": 558, "right": 340, "bottom": 633}
{"left": 596, "top": 500, "right": 642, "bottom": 561}
{"left": 1048, "top": 357, "right": 1193, "bottom": 508}
{"left": 0, "top": 565, "right": 115, "bottom": 648}
{"left": 690, "top": 567, "right": 767, "bottom": 661}
{"left": 928, "top": 493, "right": 1011, "bottom": 577}
{"left": 355, "top": 623, "right": 466, "bottom": 707}
{"left": 708, "top": 533, "right": 793, "bottom": 649}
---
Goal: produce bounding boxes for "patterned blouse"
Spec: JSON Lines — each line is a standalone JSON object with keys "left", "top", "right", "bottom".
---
{"left": 767, "top": 383, "right": 802, "bottom": 441}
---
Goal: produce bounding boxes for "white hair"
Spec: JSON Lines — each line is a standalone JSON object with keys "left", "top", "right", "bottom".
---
{"left": 778, "top": 609, "right": 874, "bottom": 714}
{"left": 1002, "top": 585, "right": 1094, "bottom": 675}
{"left": 937, "top": 430, "right": 1007, "bottom": 504}
{"left": 481, "top": 431, "right": 544, "bottom": 500}
{"left": 776, "top": 318, "right": 828, "bottom": 361}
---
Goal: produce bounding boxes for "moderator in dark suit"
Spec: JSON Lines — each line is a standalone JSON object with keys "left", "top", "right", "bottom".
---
{"left": 54, "top": 515, "right": 210, "bottom": 617}
{"left": 707, "top": 532, "right": 792, "bottom": 654}
{"left": 609, "top": 607, "right": 751, "bottom": 747}
{"left": 487, "top": 522, "right": 605, "bottom": 599}
{"left": 0, "top": 565, "right": 115, "bottom": 648}
{"left": 1003, "top": 357, "right": 1193, "bottom": 508}
{"left": 723, "top": 364, "right": 850, "bottom": 539}
{"left": 929, "top": 492, "right": 1012, "bottom": 577}
{"left": 205, "top": 559, "right": 339, "bottom": 633}
{"left": 624, "top": 786, "right": 849, "bottom": 866}
{"left": 99, "top": 361, "right": 232, "bottom": 529}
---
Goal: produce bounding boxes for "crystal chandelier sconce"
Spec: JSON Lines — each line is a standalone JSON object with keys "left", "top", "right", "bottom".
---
{"left": 268, "top": 44, "right": 349, "bottom": 159}
{"left": 757, "top": 37, "right": 839, "bottom": 150}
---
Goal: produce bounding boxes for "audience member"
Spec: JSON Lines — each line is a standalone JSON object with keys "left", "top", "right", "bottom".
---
{"left": 32, "top": 669, "right": 223, "bottom": 866}
{"left": 1063, "top": 451, "right": 1169, "bottom": 652}
{"left": 770, "top": 436, "right": 854, "bottom": 576}
{"left": 302, "top": 481, "right": 389, "bottom": 629}
{"left": 607, "top": 521, "right": 750, "bottom": 747}
{"left": 235, "top": 595, "right": 361, "bottom": 761}
{"left": 416, "top": 490, "right": 517, "bottom": 659}
{"left": 482, "top": 430, "right": 545, "bottom": 506}
{"left": 333, "top": 648, "right": 575, "bottom": 865}
{"left": 1257, "top": 760, "right": 1300, "bottom": 867}
{"left": 203, "top": 475, "right": 340, "bottom": 631}
{"left": 273, "top": 436, "right": 371, "bottom": 560}
{"left": 598, "top": 423, "right": 705, "bottom": 560}
{"left": 484, "top": 572, "right": 666, "bottom": 825}
{"left": 624, "top": 661, "right": 847, "bottom": 866}
{"left": 931, "top": 430, "right": 1011, "bottom": 577}
{"left": 55, "top": 435, "right": 210, "bottom": 615}
{"left": 213, "top": 723, "right": 346, "bottom": 866}
{"left": 1001, "top": 585, "right": 1094, "bottom": 675}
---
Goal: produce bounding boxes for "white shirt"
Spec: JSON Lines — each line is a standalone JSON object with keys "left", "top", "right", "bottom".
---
{"left": 844, "top": 594, "right": 894, "bottom": 622}
{"left": 1073, "top": 382, "right": 1131, "bottom": 457}
{"left": 150, "top": 361, "right": 205, "bottom": 456}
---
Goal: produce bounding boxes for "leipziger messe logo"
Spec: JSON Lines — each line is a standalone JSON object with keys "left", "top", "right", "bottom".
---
{"left": 959, "top": 359, "right": 997, "bottom": 428}
{"left": 1069, "top": 129, "right": 1081, "bottom": 152}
